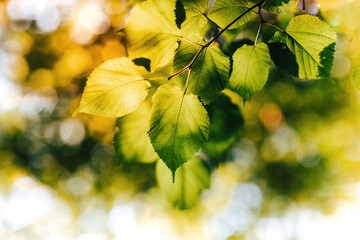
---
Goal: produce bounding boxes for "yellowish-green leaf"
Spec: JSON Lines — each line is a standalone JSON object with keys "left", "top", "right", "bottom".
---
{"left": 149, "top": 84, "right": 210, "bottom": 175}
{"left": 285, "top": 15, "right": 337, "bottom": 79}
{"left": 229, "top": 43, "right": 271, "bottom": 101}
{"left": 124, "top": 0, "right": 180, "bottom": 71}
{"left": 207, "top": 0, "right": 256, "bottom": 30}
{"left": 156, "top": 157, "right": 210, "bottom": 209}
{"left": 75, "top": 57, "right": 151, "bottom": 118}
{"left": 114, "top": 103, "right": 159, "bottom": 164}
{"left": 180, "top": 0, "right": 209, "bottom": 40}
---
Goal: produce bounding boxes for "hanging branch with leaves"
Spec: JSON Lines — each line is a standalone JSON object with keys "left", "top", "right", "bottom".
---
{"left": 73, "top": 0, "right": 337, "bottom": 209}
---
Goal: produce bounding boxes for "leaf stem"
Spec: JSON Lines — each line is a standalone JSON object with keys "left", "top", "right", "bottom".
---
{"left": 254, "top": 7, "right": 263, "bottom": 46}
{"left": 254, "top": 22, "right": 262, "bottom": 46}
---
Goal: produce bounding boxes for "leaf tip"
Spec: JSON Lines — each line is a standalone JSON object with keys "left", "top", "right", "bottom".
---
{"left": 172, "top": 171, "right": 176, "bottom": 183}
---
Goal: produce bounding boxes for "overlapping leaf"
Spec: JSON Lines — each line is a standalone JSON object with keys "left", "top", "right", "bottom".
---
{"left": 284, "top": 15, "right": 337, "bottom": 79}
{"left": 203, "top": 95, "right": 244, "bottom": 159}
{"left": 124, "top": 0, "right": 180, "bottom": 71}
{"left": 229, "top": 43, "right": 271, "bottom": 101}
{"left": 156, "top": 157, "right": 210, "bottom": 209}
{"left": 207, "top": 0, "right": 256, "bottom": 30}
{"left": 269, "top": 31, "right": 299, "bottom": 76}
{"left": 172, "top": 42, "right": 230, "bottom": 104}
{"left": 74, "top": 58, "right": 151, "bottom": 118}
{"left": 180, "top": 0, "right": 209, "bottom": 40}
{"left": 148, "top": 84, "right": 210, "bottom": 175}
{"left": 264, "top": 0, "right": 298, "bottom": 13}
{"left": 114, "top": 103, "right": 158, "bottom": 164}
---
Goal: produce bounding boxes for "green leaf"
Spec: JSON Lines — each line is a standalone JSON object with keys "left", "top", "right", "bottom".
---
{"left": 148, "top": 84, "right": 210, "bottom": 175}
{"left": 353, "top": 57, "right": 360, "bottom": 90}
{"left": 285, "top": 15, "right": 337, "bottom": 79}
{"left": 156, "top": 157, "right": 210, "bottom": 209}
{"left": 114, "top": 103, "right": 159, "bottom": 164}
{"left": 268, "top": 41, "right": 299, "bottom": 77}
{"left": 180, "top": 0, "right": 209, "bottom": 39}
{"left": 269, "top": 31, "right": 287, "bottom": 44}
{"left": 74, "top": 58, "right": 151, "bottom": 118}
{"left": 203, "top": 95, "right": 244, "bottom": 159}
{"left": 124, "top": 0, "right": 180, "bottom": 71}
{"left": 229, "top": 43, "right": 271, "bottom": 101}
{"left": 263, "top": 0, "right": 298, "bottom": 13}
{"left": 207, "top": 0, "right": 256, "bottom": 30}
{"left": 171, "top": 42, "right": 230, "bottom": 104}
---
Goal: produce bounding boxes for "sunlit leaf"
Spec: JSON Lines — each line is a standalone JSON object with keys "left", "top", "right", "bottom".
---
{"left": 285, "top": 15, "right": 337, "bottom": 79}
{"left": 207, "top": 0, "right": 256, "bottom": 30}
{"left": 180, "top": 0, "right": 209, "bottom": 39}
{"left": 124, "top": 0, "right": 180, "bottom": 71}
{"left": 229, "top": 43, "right": 271, "bottom": 101}
{"left": 114, "top": 103, "right": 158, "bottom": 164}
{"left": 74, "top": 57, "right": 151, "bottom": 118}
{"left": 172, "top": 42, "right": 230, "bottom": 104}
{"left": 149, "top": 84, "right": 210, "bottom": 175}
{"left": 156, "top": 157, "right": 210, "bottom": 209}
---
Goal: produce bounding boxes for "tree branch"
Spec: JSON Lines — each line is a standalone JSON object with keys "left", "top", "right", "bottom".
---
{"left": 167, "top": 0, "right": 266, "bottom": 87}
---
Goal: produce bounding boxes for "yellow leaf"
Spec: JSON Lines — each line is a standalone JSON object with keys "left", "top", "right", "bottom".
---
{"left": 74, "top": 57, "right": 151, "bottom": 118}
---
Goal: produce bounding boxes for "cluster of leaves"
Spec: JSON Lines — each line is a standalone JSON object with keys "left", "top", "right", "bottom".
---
{"left": 74, "top": 0, "right": 337, "bottom": 209}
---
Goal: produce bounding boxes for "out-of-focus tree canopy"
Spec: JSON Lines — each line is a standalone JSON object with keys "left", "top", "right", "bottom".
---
{"left": 1, "top": 0, "right": 360, "bottom": 239}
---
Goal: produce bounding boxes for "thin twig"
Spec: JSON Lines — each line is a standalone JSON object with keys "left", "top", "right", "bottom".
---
{"left": 166, "top": 0, "right": 266, "bottom": 86}
{"left": 205, "top": 0, "right": 266, "bottom": 47}
{"left": 254, "top": 6, "right": 263, "bottom": 46}
{"left": 201, "top": 13, "right": 222, "bottom": 32}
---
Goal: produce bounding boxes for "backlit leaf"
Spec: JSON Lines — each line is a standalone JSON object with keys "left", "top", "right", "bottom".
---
{"left": 172, "top": 42, "right": 230, "bottom": 104}
{"left": 285, "top": 15, "right": 337, "bottom": 79}
{"left": 156, "top": 157, "right": 210, "bottom": 209}
{"left": 124, "top": 0, "right": 180, "bottom": 71}
{"left": 180, "top": 0, "right": 209, "bottom": 39}
{"left": 207, "top": 0, "right": 256, "bottom": 30}
{"left": 229, "top": 43, "right": 271, "bottom": 101}
{"left": 114, "top": 103, "right": 158, "bottom": 164}
{"left": 149, "top": 84, "right": 210, "bottom": 175}
{"left": 75, "top": 57, "right": 151, "bottom": 118}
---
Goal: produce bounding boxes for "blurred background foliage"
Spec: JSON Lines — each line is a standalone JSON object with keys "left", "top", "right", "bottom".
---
{"left": 1, "top": 0, "right": 360, "bottom": 239}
